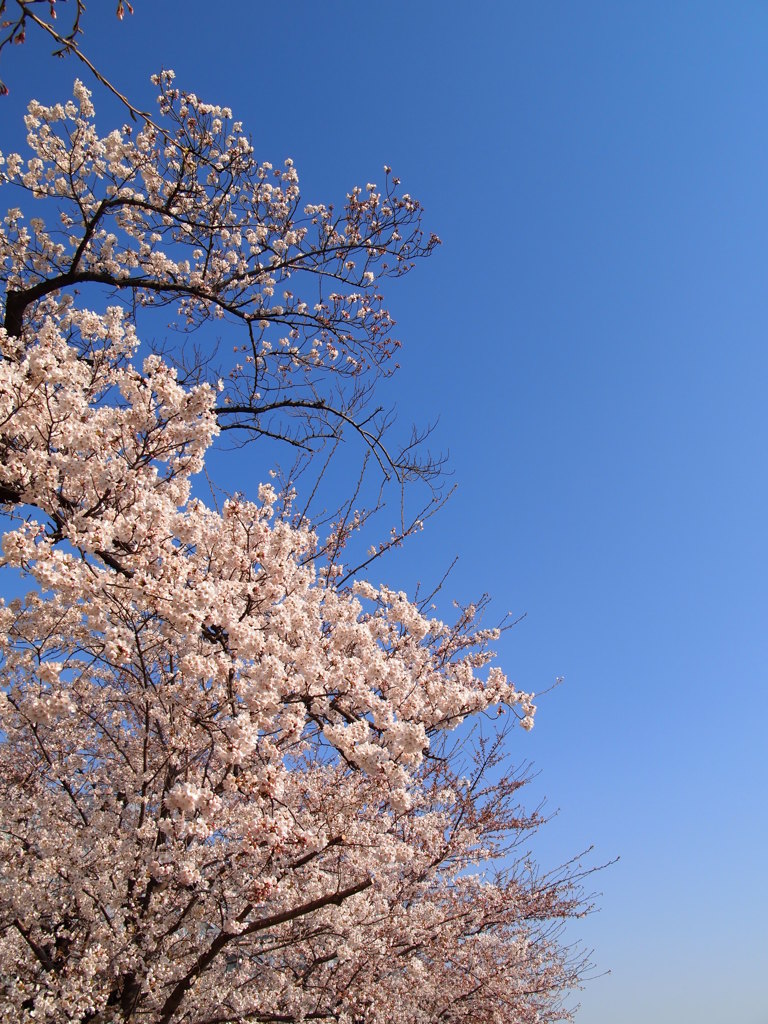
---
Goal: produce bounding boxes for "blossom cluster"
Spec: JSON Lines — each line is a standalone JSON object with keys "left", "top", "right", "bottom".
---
{"left": 0, "top": 78, "right": 586, "bottom": 1024}
{"left": 0, "top": 74, "right": 439, "bottom": 473}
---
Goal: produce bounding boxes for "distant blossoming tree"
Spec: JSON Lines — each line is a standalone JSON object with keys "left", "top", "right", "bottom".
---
{"left": 0, "top": 75, "right": 593, "bottom": 1024}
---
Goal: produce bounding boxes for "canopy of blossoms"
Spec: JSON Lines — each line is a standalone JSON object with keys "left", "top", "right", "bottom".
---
{"left": 0, "top": 77, "right": 590, "bottom": 1024}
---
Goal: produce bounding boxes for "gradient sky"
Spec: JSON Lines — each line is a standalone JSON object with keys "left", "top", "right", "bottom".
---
{"left": 2, "top": 3, "right": 768, "bottom": 1022}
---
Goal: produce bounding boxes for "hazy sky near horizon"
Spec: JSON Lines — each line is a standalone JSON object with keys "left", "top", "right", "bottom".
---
{"left": 2, "top": 3, "right": 767, "bottom": 1022}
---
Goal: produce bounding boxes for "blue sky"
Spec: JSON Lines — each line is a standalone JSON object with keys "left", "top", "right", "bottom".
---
{"left": 3, "top": 3, "right": 768, "bottom": 1022}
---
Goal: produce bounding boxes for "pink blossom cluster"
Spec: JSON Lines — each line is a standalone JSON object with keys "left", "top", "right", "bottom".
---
{"left": 0, "top": 73, "right": 439, "bottom": 475}
{"left": 0, "top": 79, "right": 587, "bottom": 1024}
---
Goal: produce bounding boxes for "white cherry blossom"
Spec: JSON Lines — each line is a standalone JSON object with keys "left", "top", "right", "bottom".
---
{"left": 0, "top": 75, "right": 592, "bottom": 1024}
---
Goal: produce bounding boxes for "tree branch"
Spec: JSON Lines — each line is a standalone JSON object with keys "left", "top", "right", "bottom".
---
{"left": 157, "top": 878, "right": 373, "bottom": 1024}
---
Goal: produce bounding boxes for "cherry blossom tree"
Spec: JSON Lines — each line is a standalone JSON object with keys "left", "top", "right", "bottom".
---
{"left": 0, "top": 77, "right": 595, "bottom": 1023}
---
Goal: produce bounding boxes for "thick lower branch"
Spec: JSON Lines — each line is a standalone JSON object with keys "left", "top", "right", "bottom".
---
{"left": 12, "top": 918, "right": 55, "bottom": 974}
{"left": 157, "top": 878, "right": 372, "bottom": 1024}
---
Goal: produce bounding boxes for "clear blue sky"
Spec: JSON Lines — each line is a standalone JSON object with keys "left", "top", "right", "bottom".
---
{"left": 3, "top": 3, "right": 768, "bottom": 1022}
